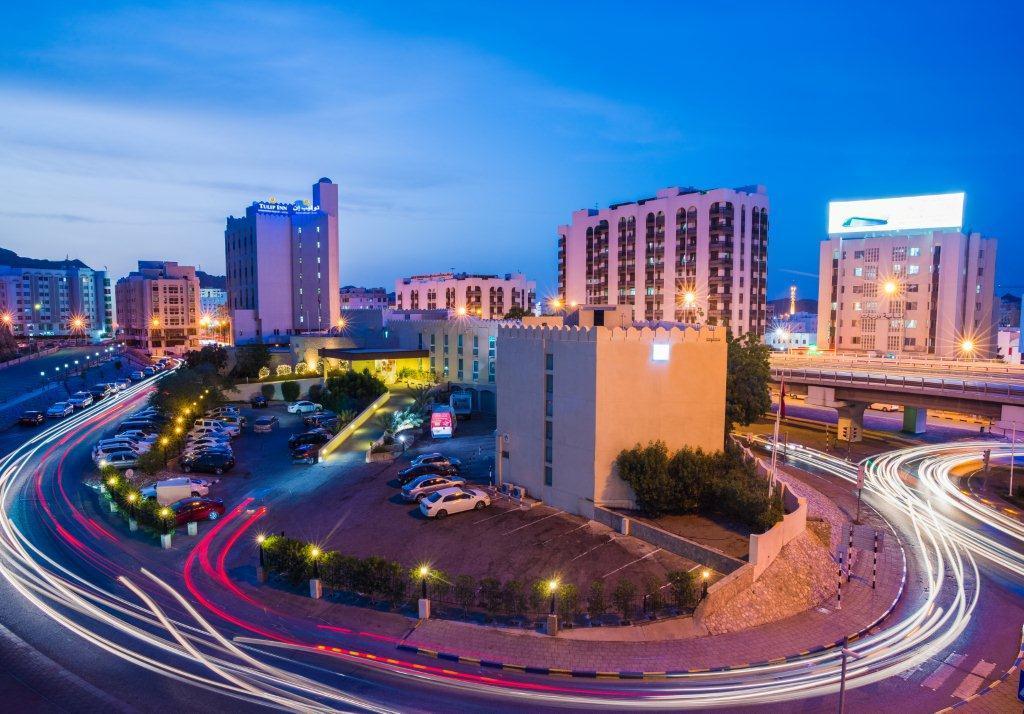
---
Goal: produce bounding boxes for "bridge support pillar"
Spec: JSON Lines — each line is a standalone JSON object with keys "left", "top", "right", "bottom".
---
{"left": 836, "top": 403, "right": 866, "bottom": 444}
{"left": 902, "top": 406, "right": 927, "bottom": 434}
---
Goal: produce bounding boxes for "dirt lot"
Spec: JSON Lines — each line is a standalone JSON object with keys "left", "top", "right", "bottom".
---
{"left": 251, "top": 412, "right": 707, "bottom": 595}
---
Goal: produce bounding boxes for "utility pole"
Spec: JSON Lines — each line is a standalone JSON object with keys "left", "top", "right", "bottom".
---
{"left": 1010, "top": 423, "right": 1017, "bottom": 498}
{"left": 837, "top": 636, "right": 864, "bottom": 713}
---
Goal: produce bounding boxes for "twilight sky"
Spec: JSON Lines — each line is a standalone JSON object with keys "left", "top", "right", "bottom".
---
{"left": 0, "top": 1, "right": 1021, "bottom": 302}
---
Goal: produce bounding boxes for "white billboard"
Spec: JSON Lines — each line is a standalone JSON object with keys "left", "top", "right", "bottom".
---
{"left": 828, "top": 192, "right": 964, "bottom": 235}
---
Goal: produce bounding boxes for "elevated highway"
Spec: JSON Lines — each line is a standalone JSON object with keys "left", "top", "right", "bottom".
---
{"left": 770, "top": 354, "right": 1024, "bottom": 439}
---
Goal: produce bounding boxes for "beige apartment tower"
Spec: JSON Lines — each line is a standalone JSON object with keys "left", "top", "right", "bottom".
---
{"left": 496, "top": 310, "right": 727, "bottom": 518}
{"left": 817, "top": 193, "right": 997, "bottom": 358}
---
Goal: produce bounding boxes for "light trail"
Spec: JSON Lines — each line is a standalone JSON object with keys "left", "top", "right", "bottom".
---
{"left": 0, "top": 370, "right": 1006, "bottom": 710}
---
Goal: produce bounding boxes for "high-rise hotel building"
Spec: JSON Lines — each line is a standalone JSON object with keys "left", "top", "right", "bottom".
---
{"left": 225, "top": 178, "right": 340, "bottom": 343}
{"left": 816, "top": 192, "right": 997, "bottom": 358}
{"left": 557, "top": 185, "right": 769, "bottom": 336}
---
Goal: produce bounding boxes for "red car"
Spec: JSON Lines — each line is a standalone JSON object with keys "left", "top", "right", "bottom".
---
{"left": 170, "top": 497, "right": 225, "bottom": 526}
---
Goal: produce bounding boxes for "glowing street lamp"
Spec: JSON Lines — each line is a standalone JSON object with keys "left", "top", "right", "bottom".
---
{"left": 151, "top": 316, "right": 160, "bottom": 328}
{"left": 882, "top": 280, "right": 898, "bottom": 297}
{"left": 417, "top": 564, "right": 431, "bottom": 598}
{"left": 701, "top": 569, "right": 710, "bottom": 599}
{"left": 336, "top": 316, "right": 348, "bottom": 330}
{"left": 456, "top": 306, "right": 467, "bottom": 317}
{"left": 547, "top": 578, "right": 559, "bottom": 614}
{"left": 960, "top": 339, "right": 976, "bottom": 360}
{"left": 683, "top": 291, "right": 696, "bottom": 307}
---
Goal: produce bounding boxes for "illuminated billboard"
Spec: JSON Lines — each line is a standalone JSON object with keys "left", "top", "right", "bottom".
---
{"left": 828, "top": 192, "right": 964, "bottom": 235}
{"left": 430, "top": 408, "right": 454, "bottom": 439}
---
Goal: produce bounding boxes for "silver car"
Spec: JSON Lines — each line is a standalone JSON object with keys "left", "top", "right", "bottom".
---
{"left": 401, "top": 474, "right": 467, "bottom": 502}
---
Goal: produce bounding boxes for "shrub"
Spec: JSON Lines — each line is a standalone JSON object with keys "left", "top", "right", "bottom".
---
{"left": 235, "top": 343, "right": 271, "bottom": 379}
{"left": 642, "top": 576, "right": 663, "bottom": 614}
{"left": 587, "top": 580, "right": 606, "bottom": 618}
{"left": 260, "top": 384, "right": 276, "bottom": 401}
{"left": 453, "top": 575, "right": 476, "bottom": 615}
{"left": 667, "top": 570, "right": 698, "bottom": 610}
{"left": 136, "top": 448, "right": 165, "bottom": 476}
{"left": 557, "top": 583, "right": 580, "bottom": 621}
{"left": 258, "top": 366, "right": 271, "bottom": 380}
{"left": 380, "top": 561, "right": 408, "bottom": 608}
{"left": 501, "top": 579, "right": 527, "bottom": 616}
{"left": 281, "top": 380, "right": 301, "bottom": 403}
{"left": 479, "top": 577, "right": 503, "bottom": 618}
{"left": 308, "top": 384, "right": 323, "bottom": 403}
{"left": 616, "top": 441, "right": 673, "bottom": 516}
{"left": 612, "top": 579, "right": 637, "bottom": 620}
{"left": 276, "top": 364, "right": 293, "bottom": 378}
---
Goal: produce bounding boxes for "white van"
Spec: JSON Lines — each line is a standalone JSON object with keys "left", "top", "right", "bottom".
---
{"left": 140, "top": 477, "right": 212, "bottom": 505}
{"left": 190, "top": 424, "right": 234, "bottom": 440}
{"left": 193, "top": 418, "right": 239, "bottom": 436}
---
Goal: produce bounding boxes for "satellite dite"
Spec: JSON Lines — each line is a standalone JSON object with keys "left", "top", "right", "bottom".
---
{"left": 827, "top": 192, "right": 965, "bottom": 235}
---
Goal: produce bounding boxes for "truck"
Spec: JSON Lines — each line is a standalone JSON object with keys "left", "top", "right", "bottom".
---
{"left": 140, "top": 477, "right": 212, "bottom": 506}
{"left": 449, "top": 390, "right": 472, "bottom": 420}
{"left": 430, "top": 405, "right": 456, "bottom": 439}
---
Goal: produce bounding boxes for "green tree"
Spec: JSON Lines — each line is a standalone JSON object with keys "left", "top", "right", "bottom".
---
{"left": 453, "top": 575, "right": 476, "bottom": 615}
{"left": 725, "top": 332, "right": 772, "bottom": 433}
{"left": 612, "top": 579, "right": 637, "bottom": 620}
{"left": 260, "top": 384, "right": 276, "bottom": 401}
{"left": 557, "top": 583, "right": 580, "bottom": 622}
{"left": 615, "top": 441, "right": 673, "bottom": 516}
{"left": 185, "top": 345, "right": 228, "bottom": 372}
{"left": 281, "top": 380, "right": 301, "bottom": 403}
{"left": 234, "top": 342, "right": 271, "bottom": 378}
{"left": 478, "top": 577, "right": 503, "bottom": 619}
{"left": 642, "top": 576, "right": 663, "bottom": 615}
{"left": 503, "top": 306, "right": 529, "bottom": 320}
{"left": 667, "top": 570, "right": 698, "bottom": 610}
{"left": 587, "top": 580, "right": 606, "bottom": 618}
{"left": 136, "top": 448, "right": 165, "bottom": 476}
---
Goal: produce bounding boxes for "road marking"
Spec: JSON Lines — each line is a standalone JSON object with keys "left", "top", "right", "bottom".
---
{"left": 501, "top": 511, "right": 561, "bottom": 535}
{"left": 537, "top": 522, "right": 589, "bottom": 545}
{"left": 471, "top": 507, "right": 521, "bottom": 525}
{"left": 569, "top": 537, "right": 614, "bottom": 562}
{"left": 601, "top": 548, "right": 663, "bottom": 579}
{"left": 921, "top": 652, "right": 964, "bottom": 690}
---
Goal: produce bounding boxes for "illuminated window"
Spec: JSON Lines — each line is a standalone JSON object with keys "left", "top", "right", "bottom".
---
{"left": 651, "top": 343, "right": 670, "bottom": 361}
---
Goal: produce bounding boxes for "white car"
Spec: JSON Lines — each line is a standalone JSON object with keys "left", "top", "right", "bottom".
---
{"left": 206, "top": 406, "right": 239, "bottom": 418}
{"left": 97, "top": 451, "right": 140, "bottom": 470}
{"left": 140, "top": 477, "right": 211, "bottom": 504}
{"left": 93, "top": 442, "right": 140, "bottom": 461}
{"left": 410, "top": 452, "right": 461, "bottom": 468}
{"left": 419, "top": 487, "right": 490, "bottom": 518}
{"left": 193, "top": 418, "right": 240, "bottom": 437}
{"left": 68, "top": 392, "right": 94, "bottom": 409}
{"left": 402, "top": 474, "right": 467, "bottom": 502}
{"left": 94, "top": 439, "right": 148, "bottom": 457}
{"left": 46, "top": 402, "right": 74, "bottom": 418}
{"left": 117, "top": 430, "right": 158, "bottom": 445}
{"left": 189, "top": 426, "right": 232, "bottom": 441}
{"left": 286, "top": 401, "right": 322, "bottom": 414}
{"left": 184, "top": 436, "right": 232, "bottom": 452}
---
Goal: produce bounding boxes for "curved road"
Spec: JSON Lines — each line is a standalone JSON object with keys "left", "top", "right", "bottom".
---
{"left": 0, "top": 379, "right": 1022, "bottom": 711}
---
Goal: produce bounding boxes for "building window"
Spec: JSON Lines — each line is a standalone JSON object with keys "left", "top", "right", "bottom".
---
{"left": 545, "top": 353, "right": 553, "bottom": 370}
{"left": 909, "top": 247, "right": 921, "bottom": 257}
{"left": 544, "top": 465, "right": 553, "bottom": 486}
{"left": 907, "top": 265, "right": 920, "bottom": 275}
{"left": 892, "top": 247, "right": 907, "bottom": 261}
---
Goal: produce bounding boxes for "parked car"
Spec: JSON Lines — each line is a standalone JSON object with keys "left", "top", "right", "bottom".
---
{"left": 116, "top": 379, "right": 132, "bottom": 390}
{"left": 68, "top": 392, "right": 94, "bottom": 409}
{"left": 19, "top": 410, "right": 44, "bottom": 426}
{"left": 117, "top": 421, "right": 160, "bottom": 435}
{"left": 419, "top": 487, "right": 490, "bottom": 518}
{"left": 303, "top": 410, "right": 337, "bottom": 426}
{"left": 217, "top": 414, "right": 247, "bottom": 429}
{"left": 397, "top": 461, "right": 460, "bottom": 485}
{"left": 184, "top": 438, "right": 232, "bottom": 454}
{"left": 410, "top": 452, "right": 461, "bottom": 468}
{"left": 129, "top": 371, "right": 145, "bottom": 381}
{"left": 169, "top": 497, "right": 225, "bottom": 525}
{"left": 181, "top": 444, "right": 233, "bottom": 460}
{"left": 46, "top": 402, "right": 74, "bottom": 418}
{"left": 93, "top": 442, "right": 140, "bottom": 461}
{"left": 286, "top": 401, "right": 322, "bottom": 414}
{"left": 140, "top": 477, "right": 212, "bottom": 505}
{"left": 206, "top": 406, "right": 239, "bottom": 418}
{"left": 290, "top": 442, "right": 320, "bottom": 464}
{"left": 193, "top": 418, "right": 240, "bottom": 437}
{"left": 142, "top": 367, "right": 156, "bottom": 377}
{"left": 401, "top": 474, "right": 467, "bottom": 502}
{"left": 287, "top": 428, "right": 332, "bottom": 449}
{"left": 180, "top": 451, "right": 235, "bottom": 475}
{"left": 189, "top": 425, "right": 232, "bottom": 440}
{"left": 250, "top": 395, "right": 269, "bottom": 408}
{"left": 253, "top": 416, "right": 279, "bottom": 433}
{"left": 89, "top": 384, "right": 113, "bottom": 400}
{"left": 97, "top": 451, "right": 140, "bottom": 470}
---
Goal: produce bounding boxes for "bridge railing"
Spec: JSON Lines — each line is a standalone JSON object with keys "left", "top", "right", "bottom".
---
{"left": 772, "top": 366, "right": 1024, "bottom": 404}
{"left": 772, "top": 353, "right": 1024, "bottom": 379}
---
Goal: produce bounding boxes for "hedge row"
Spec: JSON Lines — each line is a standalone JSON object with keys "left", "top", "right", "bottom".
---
{"left": 260, "top": 536, "right": 702, "bottom": 619}
{"left": 101, "top": 465, "right": 175, "bottom": 535}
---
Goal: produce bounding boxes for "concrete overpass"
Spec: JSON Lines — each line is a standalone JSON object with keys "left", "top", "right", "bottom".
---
{"left": 770, "top": 354, "right": 1024, "bottom": 440}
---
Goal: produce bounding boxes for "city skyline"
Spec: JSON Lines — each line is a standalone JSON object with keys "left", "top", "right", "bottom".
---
{"left": 1, "top": 2, "right": 1022, "bottom": 301}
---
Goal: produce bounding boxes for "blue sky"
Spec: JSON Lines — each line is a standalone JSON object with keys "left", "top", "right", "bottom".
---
{"left": 0, "top": 1, "right": 1021, "bottom": 302}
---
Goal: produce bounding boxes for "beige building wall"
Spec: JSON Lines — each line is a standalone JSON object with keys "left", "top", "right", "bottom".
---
{"left": 817, "top": 230, "right": 998, "bottom": 357}
{"left": 497, "top": 323, "right": 727, "bottom": 517}
{"left": 115, "top": 261, "right": 201, "bottom": 357}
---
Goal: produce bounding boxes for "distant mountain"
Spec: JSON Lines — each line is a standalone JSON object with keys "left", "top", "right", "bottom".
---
{"left": 196, "top": 271, "right": 226, "bottom": 290}
{"left": 0, "top": 247, "right": 92, "bottom": 271}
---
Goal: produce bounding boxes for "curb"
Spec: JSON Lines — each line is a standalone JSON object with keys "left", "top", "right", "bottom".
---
{"left": 395, "top": 491, "right": 911, "bottom": 681}
{"left": 935, "top": 624, "right": 1024, "bottom": 712}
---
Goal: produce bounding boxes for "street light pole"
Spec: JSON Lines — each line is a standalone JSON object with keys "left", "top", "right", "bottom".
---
{"left": 1010, "top": 422, "right": 1017, "bottom": 498}
{"left": 837, "top": 636, "right": 863, "bottom": 713}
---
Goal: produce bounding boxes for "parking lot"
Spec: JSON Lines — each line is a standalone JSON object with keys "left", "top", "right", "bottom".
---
{"left": 252, "top": 410, "right": 704, "bottom": 592}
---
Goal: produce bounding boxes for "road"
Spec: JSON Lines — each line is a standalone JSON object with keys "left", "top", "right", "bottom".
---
{"left": 0, "top": 378, "right": 1021, "bottom": 711}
